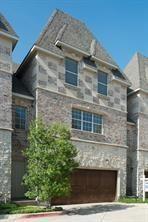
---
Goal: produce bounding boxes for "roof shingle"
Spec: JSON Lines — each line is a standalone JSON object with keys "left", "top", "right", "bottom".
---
{"left": 36, "top": 9, "right": 118, "bottom": 67}
{"left": 0, "top": 13, "right": 18, "bottom": 38}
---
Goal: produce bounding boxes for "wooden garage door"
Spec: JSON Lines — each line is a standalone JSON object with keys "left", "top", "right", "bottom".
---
{"left": 53, "top": 169, "right": 117, "bottom": 204}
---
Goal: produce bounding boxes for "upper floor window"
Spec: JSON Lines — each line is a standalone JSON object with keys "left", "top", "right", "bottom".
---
{"left": 72, "top": 108, "right": 102, "bottom": 134}
{"left": 65, "top": 57, "right": 78, "bottom": 86}
{"left": 98, "top": 71, "right": 108, "bottom": 96}
{"left": 15, "top": 106, "right": 27, "bottom": 129}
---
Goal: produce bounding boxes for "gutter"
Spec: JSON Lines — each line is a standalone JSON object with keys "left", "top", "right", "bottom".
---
{"left": 128, "top": 88, "right": 148, "bottom": 97}
{"left": 111, "top": 76, "right": 131, "bottom": 87}
{"left": 34, "top": 45, "right": 64, "bottom": 59}
{"left": 56, "top": 40, "right": 119, "bottom": 69}
{"left": 12, "top": 92, "right": 34, "bottom": 100}
{"left": 137, "top": 115, "right": 140, "bottom": 196}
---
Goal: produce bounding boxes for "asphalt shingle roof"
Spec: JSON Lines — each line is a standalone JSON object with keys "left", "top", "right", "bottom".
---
{"left": 36, "top": 10, "right": 118, "bottom": 67}
{"left": 0, "top": 13, "right": 18, "bottom": 38}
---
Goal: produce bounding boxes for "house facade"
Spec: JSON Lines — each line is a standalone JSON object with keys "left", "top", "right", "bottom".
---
{"left": 0, "top": 10, "right": 146, "bottom": 203}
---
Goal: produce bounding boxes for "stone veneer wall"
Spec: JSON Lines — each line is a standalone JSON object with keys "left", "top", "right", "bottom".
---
{"left": 37, "top": 88, "right": 127, "bottom": 145}
{"left": 137, "top": 113, "right": 148, "bottom": 197}
{"left": 0, "top": 71, "right": 12, "bottom": 201}
{"left": 36, "top": 51, "right": 127, "bottom": 112}
{"left": 11, "top": 96, "right": 34, "bottom": 199}
{"left": 36, "top": 88, "right": 127, "bottom": 197}
{"left": 127, "top": 91, "right": 148, "bottom": 197}
{"left": 12, "top": 96, "right": 34, "bottom": 161}
{"left": 72, "top": 140, "right": 127, "bottom": 196}
{"left": 127, "top": 123, "right": 137, "bottom": 195}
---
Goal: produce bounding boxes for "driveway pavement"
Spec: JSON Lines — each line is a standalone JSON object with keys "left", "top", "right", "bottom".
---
{"left": 0, "top": 202, "right": 148, "bottom": 222}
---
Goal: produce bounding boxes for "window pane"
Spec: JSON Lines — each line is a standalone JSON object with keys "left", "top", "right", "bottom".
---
{"left": 98, "top": 72, "right": 107, "bottom": 84}
{"left": 98, "top": 83, "right": 107, "bottom": 95}
{"left": 93, "top": 124, "right": 102, "bottom": 133}
{"left": 83, "top": 111, "right": 92, "bottom": 122}
{"left": 83, "top": 122, "right": 92, "bottom": 132}
{"left": 15, "top": 106, "right": 27, "bottom": 129}
{"left": 72, "top": 109, "right": 81, "bottom": 120}
{"left": 93, "top": 114, "right": 102, "bottom": 124}
{"left": 72, "top": 119, "right": 81, "bottom": 130}
{"left": 65, "top": 58, "right": 78, "bottom": 73}
{"left": 65, "top": 71, "right": 77, "bottom": 86}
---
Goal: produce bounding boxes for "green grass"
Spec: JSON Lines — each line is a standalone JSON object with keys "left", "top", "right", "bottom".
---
{"left": 119, "top": 197, "right": 148, "bottom": 203}
{"left": 0, "top": 203, "right": 63, "bottom": 214}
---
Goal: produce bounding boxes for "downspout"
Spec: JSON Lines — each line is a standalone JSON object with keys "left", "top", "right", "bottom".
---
{"left": 136, "top": 110, "right": 140, "bottom": 197}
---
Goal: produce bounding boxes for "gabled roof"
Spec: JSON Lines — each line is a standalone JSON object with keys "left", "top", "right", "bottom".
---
{"left": 16, "top": 9, "right": 130, "bottom": 85}
{"left": 36, "top": 9, "right": 118, "bottom": 67}
{"left": 0, "top": 13, "right": 18, "bottom": 38}
{"left": 124, "top": 52, "right": 148, "bottom": 91}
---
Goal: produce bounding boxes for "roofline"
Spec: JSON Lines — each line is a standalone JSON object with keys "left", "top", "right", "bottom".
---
{"left": 56, "top": 40, "right": 123, "bottom": 71}
{"left": 127, "top": 121, "right": 135, "bottom": 126}
{"left": 91, "top": 55, "right": 118, "bottom": 69}
{"left": 55, "top": 40, "right": 90, "bottom": 56}
{"left": 16, "top": 44, "right": 64, "bottom": 77}
{"left": 111, "top": 76, "right": 131, "bottom": 87}
{"left": 128, "top": 88, "right": 148, "bottom": 96}
{"left": 82, "top": 63, "right": 97, "bottom": 73}
{"left": 34, "top": 45, "right": 64, "bottom": 59}
{"left": 12, "top": 92, "right": 34, "bottom": 100}
{"left": 0, "top": 31, "right": 19, "bottom": 50}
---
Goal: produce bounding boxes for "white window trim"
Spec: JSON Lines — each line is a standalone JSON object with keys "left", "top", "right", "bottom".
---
{"left": 72, "top": 109, "right": 103, "bottom": 134}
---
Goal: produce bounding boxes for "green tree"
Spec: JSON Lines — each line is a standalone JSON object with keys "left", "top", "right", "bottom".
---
{"left": 23, "top": 119, "right": 79, "bottom": 207}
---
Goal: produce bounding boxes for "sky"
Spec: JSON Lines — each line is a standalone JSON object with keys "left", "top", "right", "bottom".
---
{"left": 1, "top": 0, "right": 148, "bottom": 69}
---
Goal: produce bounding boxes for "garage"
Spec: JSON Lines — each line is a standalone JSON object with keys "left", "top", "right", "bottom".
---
{"left": 53, "top": 169, "right": 117, "bottom": 204}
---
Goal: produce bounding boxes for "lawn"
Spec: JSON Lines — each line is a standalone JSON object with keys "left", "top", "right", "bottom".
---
{"left": 0, "top": 203, "right": 62, "bottom": 214}
{"left": 119, "top": 197, "right": 148, "bottom": 203}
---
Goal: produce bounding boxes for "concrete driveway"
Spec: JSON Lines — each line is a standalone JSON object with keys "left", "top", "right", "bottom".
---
{"left": 1, "top": 202, "right": 148, "bottom": 222}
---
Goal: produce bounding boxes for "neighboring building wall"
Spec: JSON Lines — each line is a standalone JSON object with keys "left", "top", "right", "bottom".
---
{"left": 127, "top": 91, "right": 148, "bottom": 197}
{"left": 0, "top": 36, "right": 13, "bottom": 201}
{"left": 137, "top": 112, "right": 148, "bottom": 197}
{"left": 11, "top": 96, "right": 34, "bottom": 199}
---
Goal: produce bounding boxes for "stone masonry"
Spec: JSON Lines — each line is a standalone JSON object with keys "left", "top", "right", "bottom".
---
{"left": 1, "top": 9, "right": 148, "bottom": 202}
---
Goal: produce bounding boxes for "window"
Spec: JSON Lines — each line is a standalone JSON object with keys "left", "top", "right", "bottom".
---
{"left": 15, "top": 106, "right": 27, "bottom": 129}
{"left": 65, "top": 57, "right": 78, "bottom": 86}
{"left": 98, "top": 71, "right": 108, "bottom": 96}
{"left": 72, "top": 108, "right": 102, "bottom": 134}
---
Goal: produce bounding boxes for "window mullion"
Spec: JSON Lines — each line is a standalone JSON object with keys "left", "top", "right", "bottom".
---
{"left": 92, "top": 114, "right": 94, "bottom": 133}
{"left": 81, "top": 111, "right": 83, "bottom": 131}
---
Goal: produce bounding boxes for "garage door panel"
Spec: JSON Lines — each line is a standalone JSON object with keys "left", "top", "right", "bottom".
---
{"left": 52, "top": 169, "right": 117, "bottom": 204}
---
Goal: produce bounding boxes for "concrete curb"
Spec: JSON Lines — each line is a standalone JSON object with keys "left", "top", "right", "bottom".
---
{"left": 20, "top": 211, "right": 64, "bottom": 219}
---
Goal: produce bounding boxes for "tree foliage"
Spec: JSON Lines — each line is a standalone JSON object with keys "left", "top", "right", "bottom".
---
{"left": 23, "top": 119, "right": 79, "bottom": 205}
